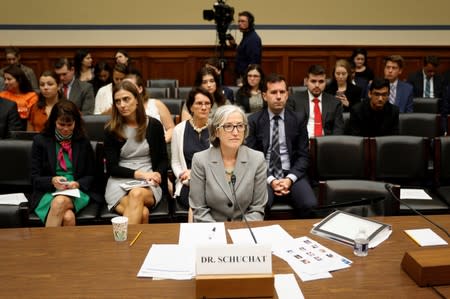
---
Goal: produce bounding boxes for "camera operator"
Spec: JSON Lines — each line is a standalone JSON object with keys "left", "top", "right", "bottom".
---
{"left": 227, "top": 11, "right": 262, "bottom": 85}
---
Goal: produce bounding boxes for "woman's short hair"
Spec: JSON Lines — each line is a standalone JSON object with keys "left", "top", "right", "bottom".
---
{"left": 185, "top": 87, "right": 214, "bottom": 115}
{"left": 42, "top": 100, "right": 85, "bottom": 139}
{"left": 209, "top": 105, "right": 248, "bottom": 147}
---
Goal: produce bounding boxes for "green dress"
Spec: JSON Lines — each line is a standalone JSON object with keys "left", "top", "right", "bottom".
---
{"left": 35, "top": 143, "right": 90, "bottom": 223}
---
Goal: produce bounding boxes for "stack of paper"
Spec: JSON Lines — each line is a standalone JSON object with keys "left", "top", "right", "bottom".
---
{"left": 137, "top": 244, "right": 195, "bottom": 280}
{"left": 0, "top": 193, "right": 28, "bottom": 205}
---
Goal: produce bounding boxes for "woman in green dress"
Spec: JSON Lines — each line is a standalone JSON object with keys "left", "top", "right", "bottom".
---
{"left": 31, "top": 100, "right": 96, "bottom": 226}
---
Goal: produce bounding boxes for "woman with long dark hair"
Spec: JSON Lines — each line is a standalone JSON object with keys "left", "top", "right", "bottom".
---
{"left": 235, "top": 64, "right": 265, "bottom": 113}
{"left": 28, "top": 71, "right": 65, "bottom": 132}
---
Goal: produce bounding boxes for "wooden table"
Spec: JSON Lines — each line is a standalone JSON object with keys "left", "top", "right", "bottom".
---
{"left": 0, "top": 215, "right": 449, "bottom": 298}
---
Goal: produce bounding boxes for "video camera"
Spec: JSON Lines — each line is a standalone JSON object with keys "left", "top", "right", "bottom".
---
{"left": 203, "top": 0, "right": 234, "bottom": 47}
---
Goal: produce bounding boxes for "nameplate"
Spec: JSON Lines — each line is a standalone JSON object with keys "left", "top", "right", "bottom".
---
{"left": 196, "top": 244, "right": 272, "bottom": 275}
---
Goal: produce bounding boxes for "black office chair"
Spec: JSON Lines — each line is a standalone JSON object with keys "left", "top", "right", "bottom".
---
{"left": 83, "top": 115, "right": 111, "bottom": 142}
{"left": 316, "top": 180, "right": 400, "bottom": 217}
{"left": 160, "top": 98, "right": 184, "bottom": 121}
{"left": 398, "top": 113, "right": 441, "bottom": 138}
{"left": 342, "top": 112, "right": 350, "bottom": 135}
{"left": 176, "top": 86, "right": 193, "bottom": 100}
{"left": 413, "top": 98, "right": 441, "bottom": 114}
{"left": 289, "top": 86, "right": 307, "bottom": 95}
{"left": 147, "top": 79, "right": 179, "bottom": 98}
{"left": 146, "top": 87, "right": 170, "bottom": 99}
{"left": 431, "top": 137, "right": 450, "bottom": 211}
{"left": 310, "top": 136, "right": 369, "bottom": 181}
{"left": 370, "top": 136, "right": 446, "bottom": 214}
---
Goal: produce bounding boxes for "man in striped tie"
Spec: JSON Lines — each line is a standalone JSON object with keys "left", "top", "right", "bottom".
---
{"left": 246, "top": 73, "right": 317, "bottom": 218}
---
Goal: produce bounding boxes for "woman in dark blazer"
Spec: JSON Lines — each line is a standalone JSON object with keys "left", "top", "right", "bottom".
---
{"left": 189, "top": 105, "right": 267, "bottom": 222}
{"left": 104, "top": 81, "right": 168, "bottom": 224}
{"left": 31, "top": 100, "right": 95, "bottom": 226}
{"left": 325, "top": 59, "right": 362, "bottom": 112}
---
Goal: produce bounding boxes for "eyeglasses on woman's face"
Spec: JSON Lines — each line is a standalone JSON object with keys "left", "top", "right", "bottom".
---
{"left": 219, "top": 122, "right": 246, "bottom": 132}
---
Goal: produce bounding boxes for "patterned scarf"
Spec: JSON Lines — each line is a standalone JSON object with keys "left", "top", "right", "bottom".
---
{"left": 55, "top": 129, "right": 73, "bottom": 171}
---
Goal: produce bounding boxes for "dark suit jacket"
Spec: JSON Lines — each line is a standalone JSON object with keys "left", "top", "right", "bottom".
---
{"left": 104, "top": 116, "right": 168, "bottom": 189}
{"left": 0, "top": 98, "right": 22, "bottom": 138}
{"left": 246, "top": 108, "right": 309, "bottom": 180}
{"left": 30, "top": 134, "right": 96, "bottom": 210}
{"left": 68, "top": 79, "right": 95, "bottom": 115}
{"left": 349, "top": 99, "right": 399, "bottom": 137}
{"left": 392, "top": 80, "right": 414, "bottom": 113}
{"left": 407, "top": 71, "right": 445, "bottom": 98}
{"left": 287, "top": 91, "right": 344, "bottom": 135}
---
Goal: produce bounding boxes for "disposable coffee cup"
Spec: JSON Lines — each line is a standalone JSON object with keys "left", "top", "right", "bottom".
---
{"left": 111, "top": 216, "right": 128, "bottom": 241}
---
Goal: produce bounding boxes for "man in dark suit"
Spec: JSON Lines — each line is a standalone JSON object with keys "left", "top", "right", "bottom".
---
{"left": 0, "top": 98, "right": 23, "bottom": 138}
{"left": 408, "top": 56, "right": 445, "bottom": 99}
{"left": 246, "top": 73, "right": 317, "bottom": 218}
{"left": 54, "top": 57, "right": 94, "bottom": 115}
{"left": 384, "top": 55, "right": 413, "bottom": 113}
{"left": 287, "top": 64, "right": 344, "bottom": 137}
{"left": 349, "top": 78, "right": 399, "bottom": 137}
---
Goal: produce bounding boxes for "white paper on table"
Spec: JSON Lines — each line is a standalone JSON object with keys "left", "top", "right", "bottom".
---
{"left": 228, "top": 224, "right": 294, "bottom": 249}
{"left": 369, "top": 228, "right": 392, "bottom": 248}
{"left": 273, "top": 236, "right": 351, "bottom": 276}
{"left": 400, "top": 188, "right": 432, "bottom": 200}
{"left": 178, "top": 222, "right": 227, "bottom": 246}
{"left": 0, "top": 193, "right": 28, "bottom": 205}
{"left": 275, "top": 274, "right": 304, "bottom": 299}
{"left": 51, "top": 188, "right": 80, "bottom": 198}
{"left": 137, "top": 244, "right": 195, "bottom": 280}
{"left": 404, "top": 228, "right": 448, "bottom": 246}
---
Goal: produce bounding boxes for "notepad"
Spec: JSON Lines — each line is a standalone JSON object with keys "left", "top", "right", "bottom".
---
{"left": 404, "top": 228, "right": 448, "bottom": 246}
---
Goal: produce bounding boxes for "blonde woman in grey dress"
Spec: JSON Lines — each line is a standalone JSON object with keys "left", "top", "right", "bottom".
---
{"left": 104, "top": 81, "right": 168, "bottom": 224}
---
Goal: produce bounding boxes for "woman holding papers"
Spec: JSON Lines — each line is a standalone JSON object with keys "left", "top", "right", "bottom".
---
{"left": 189, "top": 105, "right": 267, "bottom": 222}
{"left": 31, "top": 100, "right": 95, "bottom": 226}
{"left": 171, "top": 87, "right": 213, "bottom": 209}
{"left": 104, "top": 81, "right": 168, "bottom": 224}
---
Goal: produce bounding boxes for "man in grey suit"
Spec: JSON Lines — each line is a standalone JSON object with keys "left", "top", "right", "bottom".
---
{"left": 384, "top": 55, "right": 413, "bottom": 113}
{"left": 54, "top": 57, "right": 94, "bottom": 115}
{"left": 287, "top": 64, "right": 344, "bottom": 137}
{"left": 247, "top": 73, "right": 317, "bottom": 218}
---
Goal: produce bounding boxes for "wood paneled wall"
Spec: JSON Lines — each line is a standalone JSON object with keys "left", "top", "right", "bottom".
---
{"left": 4, "top": 46, "right": 450, "bottom": 87}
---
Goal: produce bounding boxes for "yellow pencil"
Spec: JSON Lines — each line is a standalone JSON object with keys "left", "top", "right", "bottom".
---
{"left": 129, "top": 230, "right": 143, "bottom": 247}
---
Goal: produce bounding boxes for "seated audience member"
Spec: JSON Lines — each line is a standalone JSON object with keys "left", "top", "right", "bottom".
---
{"left": 114, "top": 49, "right": 131, "bottom": 67}
{"left": 0, "top": 98, "right": 22, "bottom": 138}
{"left": 325, "top": 59, "right": 362, "bottom": 112}
{"left": 181, "top": 66, "right": 228, "bottom": 121}
{"left": 350, "top": 48, "right": 374, "bottom": 93}
{"left": 204, "top": 57, "right": 235, "bottom": 102}
{"left": 54, "top": 57, "right": 95, "bottom": 115}
{"left": 123, "top": 71, "right": 175, "bottom": 143}
{"left": 31, "top": 100, "right": 96, "bottom": 227}
{"left": 74, "top": 49, "right": 94, "bottom": 82}
{"left": 104, "top": 81, "right": 168, "bottom": 224}
{"left": 287, "top": 64, "right": 344, "bottom": 137}
{"left": 407, "top": 55, "right": 445, "bottom": 99}
{"left": 92, "top": 61, "right": 112, "bottom": 95}
{"left": 190, "top": 105, "right": 267, "bottom": 222}
{"left": 172, "top": 87, "right": 213, "bottom": 209}
{"left": 0, "top": 76, "right": 4, "bottom": 90}
{"left": 235, "top": 64, "right": 266, "bottom": 113}
{"left": 384, "top": 55, "right": 413, "bottom": 113}
{"left": 247, "top": 73, "right": 317, "bottom": 218}
{"left": 94, "top": 63, "right": 128, "bottom": 115}
{"left": 28, "top": 71, "right": 64, "bottom": 132}
{"left": 349, "top": 78, "right": 399, "bottom": 137}
{"left": 0, "top": 47, "right": 38, "bottom": 90}
{"left": 0, "top": 65, "right": 38, "bottom": 130}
